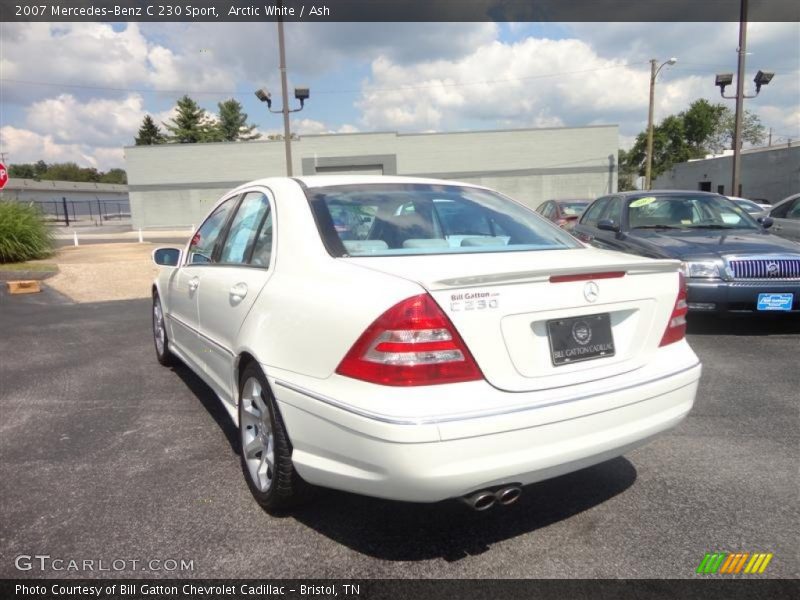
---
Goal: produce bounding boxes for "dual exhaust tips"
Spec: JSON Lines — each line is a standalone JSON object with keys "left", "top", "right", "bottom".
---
{"left": 460, "top": 485, "right": 522, "bottom": 511}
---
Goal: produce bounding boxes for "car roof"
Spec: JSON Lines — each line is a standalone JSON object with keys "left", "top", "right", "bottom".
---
{"left": 607, "top": 190, "right": 725, "bottom": 199}
{"left": 551, "top": 198, "right": 592, "bottom": 203}
{"left": 233, "top": 175, "right": 483, "bottom": 191}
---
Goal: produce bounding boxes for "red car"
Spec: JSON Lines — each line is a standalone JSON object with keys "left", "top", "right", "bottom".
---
{"left": 536, "top": 199, "right": 592, "bottom": 230}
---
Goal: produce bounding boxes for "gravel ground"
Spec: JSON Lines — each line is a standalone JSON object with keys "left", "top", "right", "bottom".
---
{"left": 38, "top": 243, "right": 159, "bottom": 302}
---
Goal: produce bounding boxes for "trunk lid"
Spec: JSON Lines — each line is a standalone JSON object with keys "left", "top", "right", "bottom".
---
{"left": 344, "top": 248, "right": 681, "bottom": 392}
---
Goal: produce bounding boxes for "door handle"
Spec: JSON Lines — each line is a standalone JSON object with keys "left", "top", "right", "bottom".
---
{"left": 229, "top": 282, "right": 248, "bottom": 300}
{"left": 188, "top": 277, "right": 200, "bottom": 292}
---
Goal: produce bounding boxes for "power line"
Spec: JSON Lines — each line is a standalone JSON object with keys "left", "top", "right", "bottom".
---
{"left": 0, "top": 62, "right": 645, "bottom": 98}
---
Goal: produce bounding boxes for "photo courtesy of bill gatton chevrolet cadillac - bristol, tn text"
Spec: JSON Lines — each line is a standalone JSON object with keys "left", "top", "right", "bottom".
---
{"left": 150, "top": 176, "right": 701, "bottom": 511}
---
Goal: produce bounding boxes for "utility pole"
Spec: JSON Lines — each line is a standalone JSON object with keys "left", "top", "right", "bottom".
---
{"left": 768, "top": 127, "right": 772, "bottom": 146}
{"left": 645, "top": 58, "right": 676, "bottom": 190}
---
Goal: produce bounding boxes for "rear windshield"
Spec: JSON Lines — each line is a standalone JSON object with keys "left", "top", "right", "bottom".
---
{"left": 558, "top": 201, "right": 590, "bottom": 216}
{"left": 305, "top": 183, "right": 582, "bottom": 257}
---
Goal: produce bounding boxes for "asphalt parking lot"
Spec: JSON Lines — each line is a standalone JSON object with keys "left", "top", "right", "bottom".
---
{"left": 1, "top": 289, "right": 798, "bottom": 579}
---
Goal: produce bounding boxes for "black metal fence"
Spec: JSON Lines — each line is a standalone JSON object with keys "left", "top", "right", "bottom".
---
{"left": 9, "top": 197, "right": 130, "bottom": 226}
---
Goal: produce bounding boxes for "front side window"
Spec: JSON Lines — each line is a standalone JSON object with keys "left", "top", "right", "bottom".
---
{"left": 627, "top": 194, "right": 759, "bottom": 230}
{"left": 219, "top": 192, "right": 271, "bottom": 265}
{"left": 581, "top": 198, "right": 609, "bottom": 227}
{"left": 306, "top": 184, "right": 581, "bottom": 257}
{"left": 187, "top": 197, "right": 237, "bottom": 264}
{"left": 601, "top": 197, "right": 623, "bottom": 223}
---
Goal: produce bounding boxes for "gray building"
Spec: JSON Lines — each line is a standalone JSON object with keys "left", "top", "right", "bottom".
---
{"left": 653, "top": 144, "right": 799, "bottom": 204}
{"left": 125, "top": 126, "right": 618, "bottom": 229}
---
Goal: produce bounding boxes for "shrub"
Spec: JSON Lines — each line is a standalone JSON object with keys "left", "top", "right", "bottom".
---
{"left": 0, "top": 201, "right": 55, "bottom": 263}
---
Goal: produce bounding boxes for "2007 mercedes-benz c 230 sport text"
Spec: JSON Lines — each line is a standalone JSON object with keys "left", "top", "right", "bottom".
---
{"left": 151, "top": 176, "right": 701, "bottom": 511}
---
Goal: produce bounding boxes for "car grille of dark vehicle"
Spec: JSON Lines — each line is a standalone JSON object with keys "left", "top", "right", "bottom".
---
{"left": 728, "top": 258, "right": 800, "bottom": 280}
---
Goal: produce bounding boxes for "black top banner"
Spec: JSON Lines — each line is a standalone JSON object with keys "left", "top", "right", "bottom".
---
{"left": 1, "top": 0, "right": 799, "bottom": 22}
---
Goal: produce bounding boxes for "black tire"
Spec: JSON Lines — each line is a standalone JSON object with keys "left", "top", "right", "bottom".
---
{"left": 152, "top": 292, "right": 176, "bottom": 367}
{"left": 238, "top": 363, "right": 310, "bottom": 511}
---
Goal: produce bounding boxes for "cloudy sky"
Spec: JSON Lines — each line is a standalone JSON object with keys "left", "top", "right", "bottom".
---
{"left": 0, "top": 21, "right": 798, "bottom": 170}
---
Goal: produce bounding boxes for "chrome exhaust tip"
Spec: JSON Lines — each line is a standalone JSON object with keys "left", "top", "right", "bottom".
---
{"left": 495, "top": 486, "right": 522, "bottom": 506}
{"left": 461, "top": 490, "right": 497, "bottom": 511}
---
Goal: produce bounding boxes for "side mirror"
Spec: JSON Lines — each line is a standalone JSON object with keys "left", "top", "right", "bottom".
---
{"left": 758, "top": 217, "right": 774, "bottom": 229}
{"left": 597, "top": 218, "right": 620, "bottom": 233}
{"left": 153, "top": 247, "right": 182, "bottom": 267}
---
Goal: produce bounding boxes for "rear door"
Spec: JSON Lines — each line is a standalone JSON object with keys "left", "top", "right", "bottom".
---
{"left": 167, "top": 195, "right": 238, "bottom": 371}
{"left": 196, "top": 190, "right": 275, "bottom": 403}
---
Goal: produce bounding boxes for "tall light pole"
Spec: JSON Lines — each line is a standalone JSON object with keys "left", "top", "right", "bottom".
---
{"left": 714, "top": 0, "right": 773, "bottom": 197}
{"left": 254, "top": 14, "right": 310, "bottom": 177}
{"left": 645, "top": 57, "right": 677, "bottom": 190}
{"left": 277, "top": 16, "right": 292, "bottom": 175}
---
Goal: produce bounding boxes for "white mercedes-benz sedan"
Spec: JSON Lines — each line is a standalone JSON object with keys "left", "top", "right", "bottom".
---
{"left": 151, "top": 176, "right": 701, "bottom": 511}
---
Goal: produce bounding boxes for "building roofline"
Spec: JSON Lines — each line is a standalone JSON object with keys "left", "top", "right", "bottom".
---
{"left": 123, "top": 123, "right": 619, "bottom": 150}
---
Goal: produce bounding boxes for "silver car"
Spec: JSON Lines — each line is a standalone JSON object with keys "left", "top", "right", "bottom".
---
{"left": 768, "top": 193, "right": 800, "bottom": 242}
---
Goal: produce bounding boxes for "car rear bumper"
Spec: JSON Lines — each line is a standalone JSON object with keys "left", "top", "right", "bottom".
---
{"left": 269, "top": 357, "right": 701, "bottom": 503}
{"left": 687, "top": 280, "right": 800, "bottom": 313}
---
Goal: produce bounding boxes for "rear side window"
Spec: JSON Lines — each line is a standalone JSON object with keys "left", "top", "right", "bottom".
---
{"left": 306, "top": 183, "right": 581, "bottom": 257}
{"left": 219, "top": 192, "right": 271, "bottom": 265}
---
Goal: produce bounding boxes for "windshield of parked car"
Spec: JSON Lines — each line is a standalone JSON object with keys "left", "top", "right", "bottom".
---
{"left": 627, "top": 194, "right": 760, "bottom": 230}
{"left": 557, "top": 201, "right": 590, "bottom": 216}
{"left": 306, "top": 183, "right": 582, "bottom": 257}
{"left": 733, "top": 199, "right": 763, "bottom": 214}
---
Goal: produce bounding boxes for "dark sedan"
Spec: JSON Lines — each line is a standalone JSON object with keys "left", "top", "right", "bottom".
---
{"left": 573, "top": 191, "right": 800, "bottom": 314}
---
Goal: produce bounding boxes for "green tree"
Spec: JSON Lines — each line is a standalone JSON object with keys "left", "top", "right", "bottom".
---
{"left": 34, "top": 160, "right": 48, "bottom": 178}
{"left": 8, "top": 163, "right": 37, "bottom": 179}
{"left": 617, "top": 149, "right": 638, "bottom": 192}
{"left": 622, "top": 99, "right": 767, "bottom": 183}
{"left": 709, "top": 109, "right": 766, "bottom": 153}
{"left": 99, "top": 168, "right": 128, "bottom": 184}
{"left": 40, "top": 162, "right": 100, "bottom": 182}
{"left": 164, "top": 95, "right": 217, "bottom": 143}
{"left": 215, "top": 99, "right": 261, "bottom": 142}
{"left": 135, "top": 115, "right": 166, "bottom": 145}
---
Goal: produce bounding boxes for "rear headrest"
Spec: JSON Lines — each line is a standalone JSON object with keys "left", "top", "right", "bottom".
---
{"left": 460, "top": 237, "right": 508, "bottom": 247}
{"left": 342, "top": 240, "right": 389, "bottom": 255}
{"left": 402, "top": 239, "right": 449, "bottom": 249}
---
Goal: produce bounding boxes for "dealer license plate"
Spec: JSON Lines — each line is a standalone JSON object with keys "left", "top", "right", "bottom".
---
{"left": 547, "top": 313, "right": 615, "bottom": 367}
{"left": 757, "top": 293, "right": 793, "bottom": 311}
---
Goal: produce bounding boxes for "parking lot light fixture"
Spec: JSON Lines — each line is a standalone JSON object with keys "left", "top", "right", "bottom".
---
{"left": 645, "top": 57, "right": 677, "bottom": 190}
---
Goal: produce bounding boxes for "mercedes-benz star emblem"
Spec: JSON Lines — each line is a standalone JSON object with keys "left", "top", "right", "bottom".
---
{"left": 572, "top": 321, "right": 593, "bottom": 345}
{"left": 766, "top": 262, "right": 780, "bottom": 276}
{"left": 583, "top": 281, "right": 600, "bottom": 303}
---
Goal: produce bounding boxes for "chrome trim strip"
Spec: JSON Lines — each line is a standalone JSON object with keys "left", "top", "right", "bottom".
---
{"left": 166, "top": 314, "right": 235, "bottom": 357}
{"left": 274, "top": 361, "right": 702, "bottom": 426}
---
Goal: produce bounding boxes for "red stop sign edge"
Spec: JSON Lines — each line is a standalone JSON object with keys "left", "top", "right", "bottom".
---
{"left": 0, "top": 162, "right": 8, "bottom": 190}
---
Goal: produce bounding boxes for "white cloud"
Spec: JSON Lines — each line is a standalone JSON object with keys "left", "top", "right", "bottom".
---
{"left": 25, "top": 94, "right": 146, "bottom": 147}
{"left": 290, "top": 118, "right": 360, "bottom": 135}
{"left": 0, "top": 125, "right": 112, "bottom": 169}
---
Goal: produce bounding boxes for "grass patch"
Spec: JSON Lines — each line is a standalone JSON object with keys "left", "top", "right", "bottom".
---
{"left": 0, "top": 262, "right": 58, "bottom": 272}
{"left": 0, "top": 201, "right": 55, "bottom": 263}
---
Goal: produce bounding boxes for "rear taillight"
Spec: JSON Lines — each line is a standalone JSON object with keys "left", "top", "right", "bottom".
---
{"left": 336, "top": 294, "right": 483, "bottom": 386}
{"left": 659, "top": 272, "right": 688, "bottom": 346}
